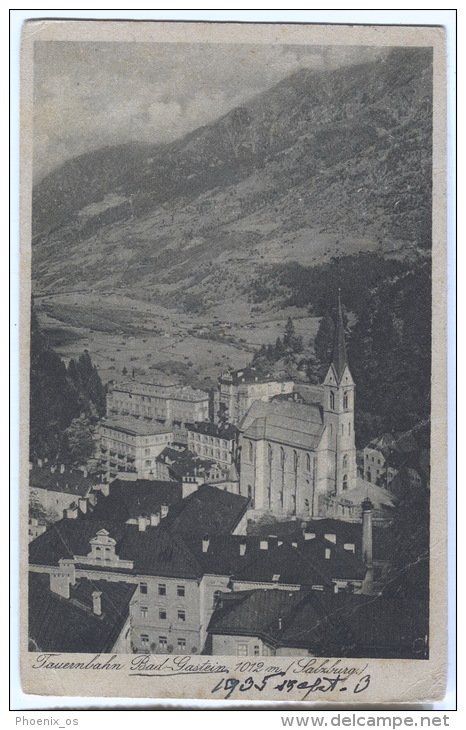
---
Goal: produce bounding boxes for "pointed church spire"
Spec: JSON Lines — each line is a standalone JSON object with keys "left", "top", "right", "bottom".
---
{"left": 331, "top": 289, "right": 348, "bottom": 383}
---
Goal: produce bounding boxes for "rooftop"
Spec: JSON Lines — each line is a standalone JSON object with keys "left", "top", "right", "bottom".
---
{"left": 208, "top": 589, "right": 429, "bottom": 657}
{"left": 240, "top": 400, "right": 324, "bottom": 450}
{"left": 218, "top": 367, "right": 292, "bottom": 386}
{"left": 29, "top": 464, "right": 95, "bottom": 496}
{"left": 28, "top": 572, "right": 136, "bottom": 653}
{"left": 101, "top": 416, "right": 173, "bottom": 437}
{"left": 91, "top": 479, "right": 183, "bottom": 522}
{"left": 110, "top": 380, "right": 209, "bottom": 402}
{"left": 186, "top": 421, "right": 239, "bottom": 440}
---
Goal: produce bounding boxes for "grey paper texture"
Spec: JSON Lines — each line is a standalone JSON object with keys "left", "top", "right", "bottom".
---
{"left": 20, "top": 20, "right": 447, "bottom": 703}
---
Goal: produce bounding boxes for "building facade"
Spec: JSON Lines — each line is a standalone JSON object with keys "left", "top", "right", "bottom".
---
{"left": 107, "top": 381, "right": 210, "bottom": 426}
{"left": 99, "top": 417, "right": 173, "bottom": 479}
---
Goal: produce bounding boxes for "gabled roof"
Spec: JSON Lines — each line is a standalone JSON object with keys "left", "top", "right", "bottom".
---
{"left": 29, "top": 465, "right": 94, "bottom": 496}
{"left": 91, "top": 479, "right": 183, "bottom": 521}
{"left": 208, "top": 589, "right": 429, "bottom": 658}
{"left": 208, "top": 589, "right": 305, "bottom": 639}
{"left": 163, "top": 484, "right": 250, "bottom": 536}
{"left": 240, "top": 400, "right": 324, "bottom": 450}
{"left": 117, "top": 525, "right": 203, "bottom": 578}
{"left": 29, "top": 516, "right": 127, "bottom": 567}
{"left": 28, "top": 572, "right": 136, "bottom": 653}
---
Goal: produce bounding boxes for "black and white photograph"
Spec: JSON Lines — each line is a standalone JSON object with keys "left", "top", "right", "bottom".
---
{"left": 19, "top": 19, "right": 448, "bottom": 703}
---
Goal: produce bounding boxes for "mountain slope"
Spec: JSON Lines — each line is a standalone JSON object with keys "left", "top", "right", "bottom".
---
{"left": 32, "top": 47, "right": 432, "bottom": 307}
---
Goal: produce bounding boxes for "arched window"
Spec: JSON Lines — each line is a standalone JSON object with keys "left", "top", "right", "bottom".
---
{"left": 343, "top": 391, "right": 349, "bottom": 410}
{"left": 247, "top": 484, "right": 252, "bottom": 499}
{"left": 293, "top": 451, "right": 299, "bottom": 474}
{"left": 306, "top": 453, "right": 311, "bottom": 472}
{"left": 268, "top": 444, "right": 273, "bottom": 465}
{"left": 343, "top": 454, "right": 348, "bottom": 470}
{"left": 280, "top": 447, "right": 286, "bottom": 470}
{"left": 330, "top": 391, "right": 335, "bottom": 410}
{"left": 248, "top": 441, "right": 254, "bottom": 463}
{"left": 342, "top": 474, "right": 348, "bottom": 490}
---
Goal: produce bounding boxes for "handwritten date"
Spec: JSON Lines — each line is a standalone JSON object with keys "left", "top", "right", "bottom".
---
{"left": 211, "top": 672, "right": 371, "bottom": 700}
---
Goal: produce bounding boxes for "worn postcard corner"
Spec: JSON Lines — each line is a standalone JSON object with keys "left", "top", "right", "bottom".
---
{"left": 19, "top": 19, "right": 447, "bottom": 705}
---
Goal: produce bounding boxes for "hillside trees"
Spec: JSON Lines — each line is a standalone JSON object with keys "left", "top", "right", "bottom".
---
{"left": 29, "top": 307, "right": 106, "bottom": 464}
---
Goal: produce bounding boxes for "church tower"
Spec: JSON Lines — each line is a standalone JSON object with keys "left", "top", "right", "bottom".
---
{"left": 322, "top": 293, "right": 357, "bottom": 495}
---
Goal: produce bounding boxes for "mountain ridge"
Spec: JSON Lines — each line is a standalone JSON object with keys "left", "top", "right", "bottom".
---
{"left": 32, "top": 47, "right": 433, "bottom": 311}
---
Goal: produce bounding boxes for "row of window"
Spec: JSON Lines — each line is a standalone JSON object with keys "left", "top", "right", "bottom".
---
{"left": 193, "top": 444, "right": 229, "bottom": 461}
{"left": 140, "top": 607, "right": 186, "bottom": 622}
{"left": 140, "top": 582, "right": 185, "bottom": 597}
{"left": 237, "top": 643, "right": 260, "bottom": 656}
{"left": 191, "top": 434, "right": 229, "bottom": 448}
{"left": 140, "top": 635, "right": 186, "bottom": 651}
{"left": 365, "top": 454, "right": 383, "bottom": 464}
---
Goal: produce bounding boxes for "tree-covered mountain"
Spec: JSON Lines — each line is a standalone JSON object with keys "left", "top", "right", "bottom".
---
{"left": 32, "top": 47, "right": 432, "bottom": 302}
{"left": 29, "top": 309, "right": 106, "bottom": 463}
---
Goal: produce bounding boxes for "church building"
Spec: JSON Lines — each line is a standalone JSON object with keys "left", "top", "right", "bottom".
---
{"left": 239, "top": 298, "right": 357, "bottom": 519}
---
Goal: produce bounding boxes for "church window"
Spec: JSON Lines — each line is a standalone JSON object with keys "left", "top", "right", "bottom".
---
{"left": 247, "top": 484, "right": 252, "bottom": 499}
{"left": 330, "top": 391, "right": 335, "bottom": 410}
{"left": 343, "top": 391, "right": 349, "bottom": 409}
{"left": 306, "top": 454, "right": 311, "bottom": 472}
{"left": 293, "top": 451, "right": 299, "bottom": 474}
{"left": 248, "top": 441, "right": 254, "bottom": 463}
{"left": 268, "top": 444, "right": 273, "bottom": 464}
{"left": 343, "top": 454, "right": 348, "bottom": 470}
{"left": 348, "top": 423, "right": 351, "bottom": 435}
{"left": 280, "top": 447, "right": 286, "bottom": 470}
{"left": 279, "top": 491, "right": 283, "bottom": 507}
{"left": 267, "top": 488, "right": 271, "bottom": 508}
{"left": 330, "top": 424, "right": 333, "bottom": 436}
{"left": 341, "top": 424, "right": 344, "bottom": 435}
{"left": 343, "top": 474, "right": 348, "bottom": 490}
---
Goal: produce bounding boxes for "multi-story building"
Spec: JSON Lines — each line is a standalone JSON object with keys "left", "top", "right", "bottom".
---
{"left": 99, "top": 416, "right": 173, "bottom": 479}
{"left": 186, "top": 422, "right": 239, "bottom": 468}
{"left": 106, "top": 381, "right": 210, "bottom": 426}
{"left": 29, "top": 462, "right": 96, "bottom": 523}
{"left": 215, "top": 368, "right": 294, "bottom": 425}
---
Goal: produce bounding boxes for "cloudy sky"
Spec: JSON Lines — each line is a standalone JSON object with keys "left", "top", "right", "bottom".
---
{"left": 33, "top": 42, "right": 385, "bottom": 181}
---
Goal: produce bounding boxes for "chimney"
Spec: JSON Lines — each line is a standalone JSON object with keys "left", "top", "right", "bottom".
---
{"left": 160, "top": 504, "right": 169, "bottom": 518}
{"left": 92, "top": 590, "right": 102, "bottom": 616}
{"left": 291, "top": 541, "right": 298, "bottom": 548}
{"left": 101, "top": 482, "right": 110, "bottom": 497}
{"left": 50, "top": 560, "right": 75, "bottom": 599}
{"left": 82, "top": 468, "right": 88, "bottom": 478}
{"left": 65, "top": 506, "right": 78, "bottom": 519}
{"left": 260, "top": 539, "right": 268, "bottom": 550}
{"left": 60, "top": 464, "right": 65, "bottom": 474}
{"left": 78, "top": 498, "right": 87, "bottom": 514}
{"left": 202, "top": 534, "right": 210, "bottom": 553}
{"left": 324, "top": 533, "right": 336, "bottom": 544}
{"left": 278, "top": 618, "right": 282, "bottom": 631}
{"left": 304, "top": 531, "right": 315, "bottom": 541}
{"left": 150, "top": 512, "right": 160, "bottom": 527}
{"left": 37, "top": 458, "right": 43, "bottom": 468}
{"left": 325, "top": 548, "right": 331, "bottom": 559}
{"left": 361, "top": 498, "right": 374, "bottom": 565}
{"left": 239, "top": 538, "right": 247, "bottom": 556}
{"left": 50, "top": 465, "right": 56, "bottom": 473}
{"left": 138, "top": 516, "right": 147, "bottom": 532}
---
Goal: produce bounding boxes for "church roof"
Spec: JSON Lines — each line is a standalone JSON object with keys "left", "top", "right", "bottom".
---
{"left": 330, "top": 294, "right": 349, "bottom": 383}
{"left": 240, "top": 400, "right": 324, "bottom": 450}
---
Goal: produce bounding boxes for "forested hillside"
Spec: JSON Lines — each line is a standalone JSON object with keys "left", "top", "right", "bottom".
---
{"left": 29, "top": 309, "right": 106, "bottom": 464}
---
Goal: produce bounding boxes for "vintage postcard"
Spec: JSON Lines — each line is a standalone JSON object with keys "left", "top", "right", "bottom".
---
{"left": 19, "top": 20, "right": 447, "bottom": 704}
